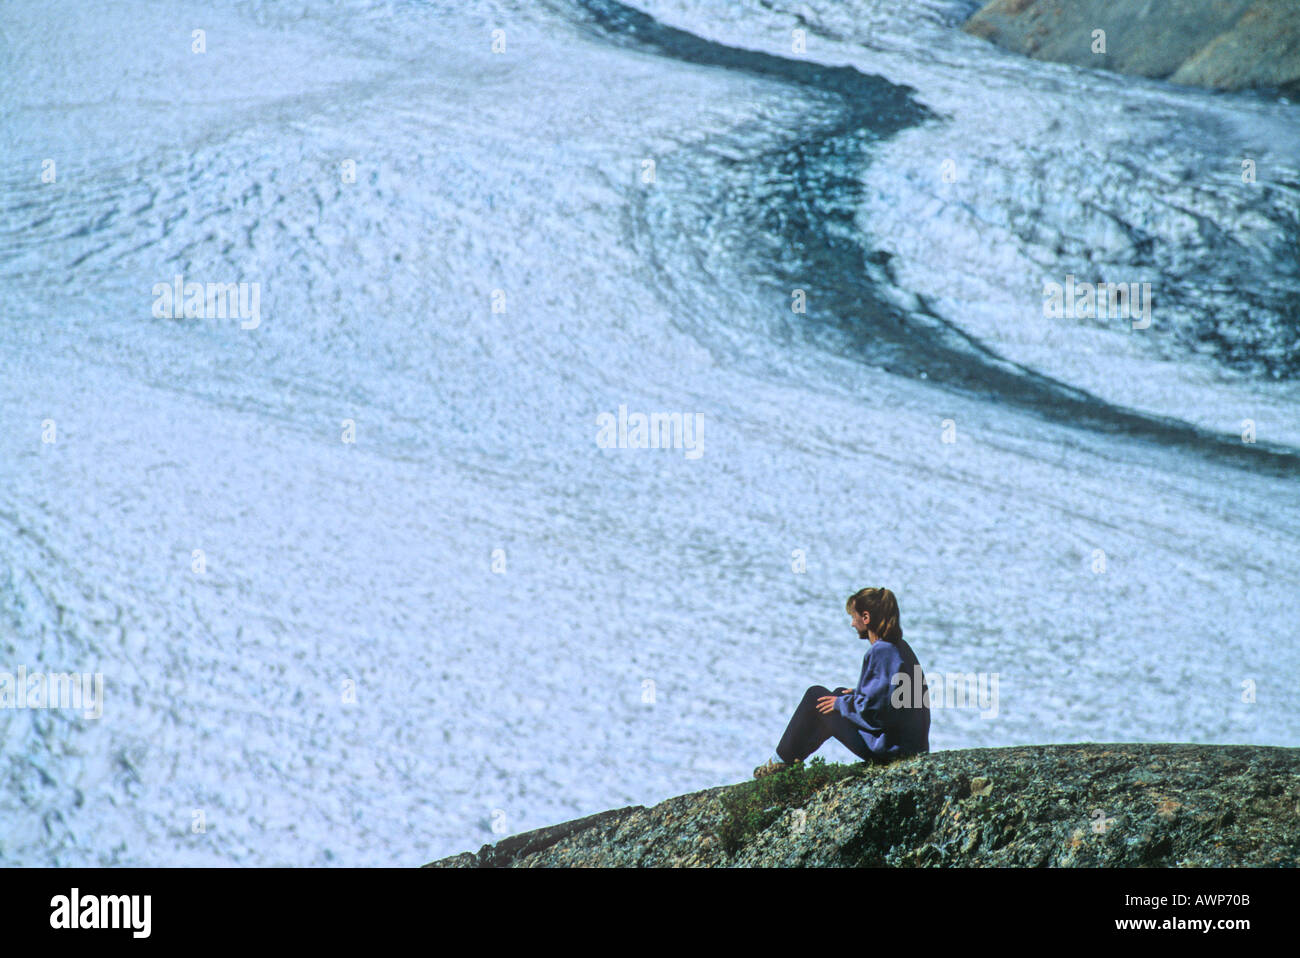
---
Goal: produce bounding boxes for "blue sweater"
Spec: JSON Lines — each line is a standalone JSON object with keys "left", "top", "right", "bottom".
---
{"left": 835, "top": 636, "right": 930, "bottom": 759}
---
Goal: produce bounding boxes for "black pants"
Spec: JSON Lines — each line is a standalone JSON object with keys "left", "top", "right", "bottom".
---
{"left": 776, "top": 685, "right": 879, "bottom": 763}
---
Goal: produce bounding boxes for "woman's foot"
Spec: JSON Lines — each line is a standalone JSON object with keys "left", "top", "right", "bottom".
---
{"left": 753, "top": 758, "right": 791, "bottom": 779}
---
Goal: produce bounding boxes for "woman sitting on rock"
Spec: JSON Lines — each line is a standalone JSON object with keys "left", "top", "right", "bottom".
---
{"left": 754, "top": 587, "right": 930, "bottom": 778}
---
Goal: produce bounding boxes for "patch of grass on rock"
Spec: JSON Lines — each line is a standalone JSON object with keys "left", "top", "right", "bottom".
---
{"left": 716, "top": 757, "right": 866, "bottom": 857}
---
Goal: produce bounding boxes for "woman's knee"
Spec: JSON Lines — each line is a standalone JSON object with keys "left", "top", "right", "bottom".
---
{"left": 802, "top": 684, "right": 831, "bottom": 702}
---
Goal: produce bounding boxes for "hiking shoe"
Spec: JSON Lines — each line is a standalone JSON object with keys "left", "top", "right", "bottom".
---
{"left": 753, "top": 758, "right": 790, "bottom": 779}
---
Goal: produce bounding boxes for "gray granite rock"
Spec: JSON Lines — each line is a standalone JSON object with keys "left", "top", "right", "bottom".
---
{"left": 423, "top": 744, "right": 1300, "bottom": 867}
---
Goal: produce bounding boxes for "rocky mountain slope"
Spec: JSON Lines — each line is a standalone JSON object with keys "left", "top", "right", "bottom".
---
{"left": 964, "top": 0, "right": 1300, "bottom": 94}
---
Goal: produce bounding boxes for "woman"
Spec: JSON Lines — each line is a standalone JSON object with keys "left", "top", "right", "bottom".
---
{"left": 754, "top": 587, "right": 930, "bottom": 778}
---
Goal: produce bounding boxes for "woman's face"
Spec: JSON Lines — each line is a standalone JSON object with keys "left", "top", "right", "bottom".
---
{"left": 849, "top": 608, "right": 872, "bottom": 637}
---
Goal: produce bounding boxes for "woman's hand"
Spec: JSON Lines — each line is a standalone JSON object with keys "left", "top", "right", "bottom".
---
{"left": 816, "top": 694, "right": 841, "bottom": 714}
{"left": 833, "top": 687, "right": 852, "bottom": 696}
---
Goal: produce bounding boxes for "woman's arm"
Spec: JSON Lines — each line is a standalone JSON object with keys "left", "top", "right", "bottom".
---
{"left": 836, "top": 646, "right": 896, "bottom": 732}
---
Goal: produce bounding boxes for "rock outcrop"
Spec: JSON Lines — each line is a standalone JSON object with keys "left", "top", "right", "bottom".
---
{"left": 963, "top": 0, "right": 1300, "bottom": 95}
{"left": 424, "top": 744, "right": 1300, "bottom": 867}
